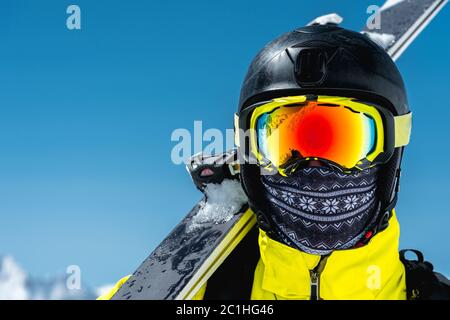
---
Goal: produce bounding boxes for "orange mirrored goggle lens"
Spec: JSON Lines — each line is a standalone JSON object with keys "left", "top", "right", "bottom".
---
{"left": 255, "top": 101, "right": 378, "bottom": 170}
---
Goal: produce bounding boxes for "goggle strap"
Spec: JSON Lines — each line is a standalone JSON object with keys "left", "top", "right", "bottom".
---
{"left": 234, "top": 113, "right": 240, "bottom": 147}
{"left": 394, "top": 112, "right": 412, "bottom": 147}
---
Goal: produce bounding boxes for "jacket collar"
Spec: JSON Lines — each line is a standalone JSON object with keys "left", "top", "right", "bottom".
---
{"left": 257, "top": 211, "right": 406, "bottom": 299}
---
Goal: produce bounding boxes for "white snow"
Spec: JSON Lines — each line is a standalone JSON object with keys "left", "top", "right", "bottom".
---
{"left": 0, "top": 256, "right": 29, "bottom": 300}
{"left": 307, "top": 13, "right": 343, "bottom": 26}
{"left": 363, "top": 32, "right": 396, "bottom": 49}
{"left": 0, "top": 255, "right": 107, "bottom": 300}
{"left": 188, "top": 179, "right": 247, "bottom": 232}
{"left": 381, "top": 0, "right": 405, "bottom": 11}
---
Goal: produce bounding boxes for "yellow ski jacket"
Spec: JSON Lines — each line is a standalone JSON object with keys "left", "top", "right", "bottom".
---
{"left": 98, "top": 212, "right": 406, "bottom": 300}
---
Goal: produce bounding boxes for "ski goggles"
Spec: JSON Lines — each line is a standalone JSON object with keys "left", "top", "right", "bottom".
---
{"left": 235, "top": 95, "right": 412, "bottom": 175}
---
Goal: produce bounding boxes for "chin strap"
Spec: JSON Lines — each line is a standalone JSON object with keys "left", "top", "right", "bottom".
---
{"left": 354, "top": 183, "right": 400, "bottom": 248}
{"left": 355, "top": 146, "right": 404, "bottom": 248}
{"left": 354, "top": 198, "right": 396, "bottom": 247}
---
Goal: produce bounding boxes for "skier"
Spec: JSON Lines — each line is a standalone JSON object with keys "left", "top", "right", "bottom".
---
{"left": 99, "top": 25, "right": 449, "bottom": 300}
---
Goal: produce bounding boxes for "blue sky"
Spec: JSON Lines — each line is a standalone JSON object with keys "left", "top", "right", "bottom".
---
{"left": 0, "top": 0, "right": 448, "bottom": 288}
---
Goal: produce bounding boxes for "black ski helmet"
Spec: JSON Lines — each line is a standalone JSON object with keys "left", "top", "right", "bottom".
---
{"left": 237, "top": 25, "right": 409, "bottom": 239}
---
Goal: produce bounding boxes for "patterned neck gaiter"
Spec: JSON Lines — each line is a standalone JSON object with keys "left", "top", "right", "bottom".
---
{"left": 260, "top": 167, "right": 380, "bottom": 255}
